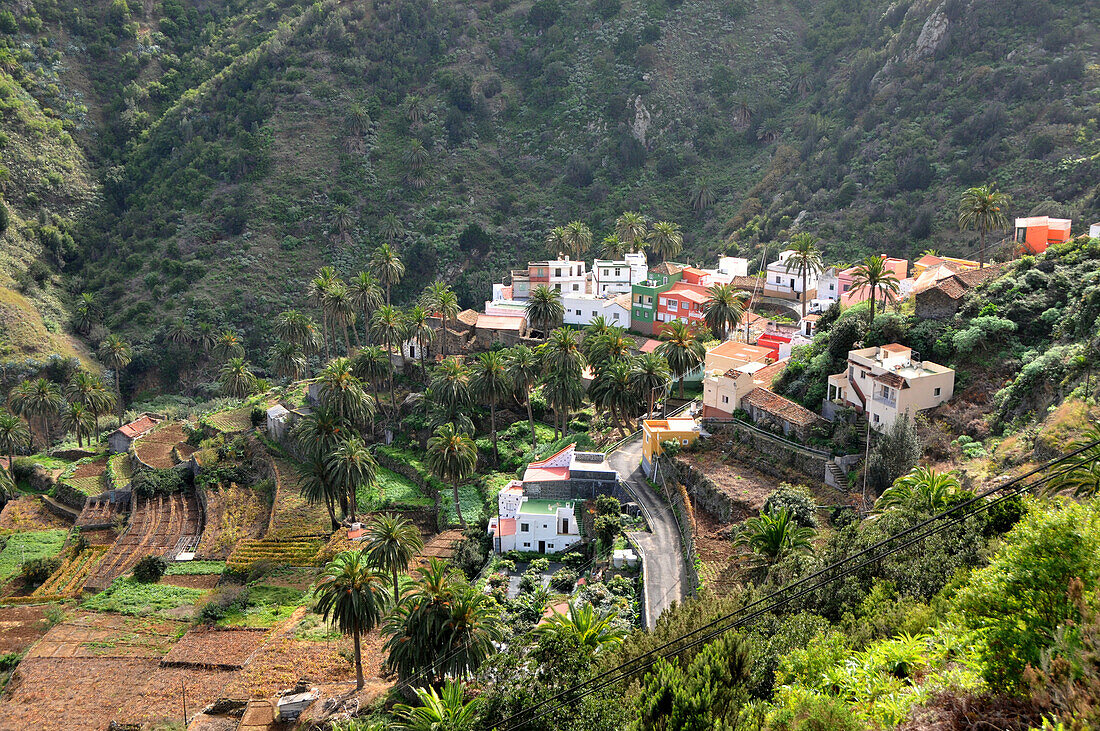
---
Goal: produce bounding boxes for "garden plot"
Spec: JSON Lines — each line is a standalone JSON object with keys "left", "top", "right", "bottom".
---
{"left": 196, "top": 483, "right": 269, "bottom": 559}
{"left": 114, "top": 665, "right": 242, "bottom": 729}
{"left": 134, "top": 421, "right": 188, "bottom": 469}
{"left": 205, "top": 406, "right": 255, "bottom": 433}
{"left": 34, "top": 545, "right": 107, "bottom": 596}
{"left": 0, "top": 529, "right": 68, "bottom": 581}
{"left": 0, "top": 605, "right": 52, "bottom": 654}
{"left": 161, "top": 626, "right": 268, "bottom": 669}
{"left": 83, "top": 576, "right": 209, "bottom": 617}
{"left": 0, "top": 496, "right": 70, "bottom": 531}
{"left": 59, "top": 456, "right": 109, "bottom": 496}
{"left": 266, "top": 457, "right": 330, "bottom": 540}
{"left": 26, "top": 612, "right": 185, "bottom": 659}
{"left": 226, "top": 537, "right": 323, "bottom": 571}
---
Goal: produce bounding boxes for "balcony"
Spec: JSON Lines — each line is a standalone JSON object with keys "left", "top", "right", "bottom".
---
{"left": 873, "top": 394, "right": 897, "bottom": 409}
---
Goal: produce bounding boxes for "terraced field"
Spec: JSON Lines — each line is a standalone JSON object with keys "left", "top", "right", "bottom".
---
{"left": 84, "top": 492, "right": 202, "bottom": 592}
{"left": 226, "top": 538, "right": 323, "bottom": 571}
{"left": 107, "top": 453, "right": 133, "bottom": 490}
{"left": 205, "top": 406, "right": 254, "bottom": 433}
{"left": 34, "top": 546, "right": 108, "bottom": 597}
{"left": 60, "top": 456, "right": 110, "bottom": 496}
{"left": 266, "top": 458, "right": 331, "bottom": 540}
{"left": 134, "top": 422, "right": 188, "bottom": 469}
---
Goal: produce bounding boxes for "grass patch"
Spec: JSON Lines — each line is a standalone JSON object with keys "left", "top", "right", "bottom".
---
{"left": 82, "top": 577, "right": 207, "bottom": 616}
{"left": 164, "top": 560, "right": 226, "bottom": 576}
{"left": 358, "top": 466, "right": 432, "bottom": 511}
{"left": 0, "top": 529, "right": 68, "bottom": 580}
{"left": 13, "top": 454, "right": 72, "bottom": 472}
{"left": 220, "top": 584, "right": 307, "bottom": 628}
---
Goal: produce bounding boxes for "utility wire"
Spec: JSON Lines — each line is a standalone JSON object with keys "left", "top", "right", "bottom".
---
{"left": 488, "top": 442, "right": 1098, "bottom": 730}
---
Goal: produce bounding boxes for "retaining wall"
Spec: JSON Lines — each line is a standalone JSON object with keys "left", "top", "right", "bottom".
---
{"left": 702, "top": 419, "right": 830, "bottom": 482}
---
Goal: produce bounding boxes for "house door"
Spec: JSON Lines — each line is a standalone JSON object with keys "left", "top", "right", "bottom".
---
{"left": 562, "top": 518, "right": 569, "bottom": 534}
{"left": 538, "top": 540, "right": 546, "bottom": 554}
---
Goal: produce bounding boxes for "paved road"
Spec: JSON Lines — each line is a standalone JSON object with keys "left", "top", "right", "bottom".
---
{"left": 608, "top": 435, "right": 687, "bottom": 629}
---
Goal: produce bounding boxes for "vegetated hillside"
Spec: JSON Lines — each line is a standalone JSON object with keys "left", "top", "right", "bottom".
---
{"left": 1, "top": 0, "right": 1097, "bottom": 382}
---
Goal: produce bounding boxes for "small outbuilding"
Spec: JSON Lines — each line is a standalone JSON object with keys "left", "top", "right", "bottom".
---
{"left": 107, "top": 414, "right": 160, "bottom": 454}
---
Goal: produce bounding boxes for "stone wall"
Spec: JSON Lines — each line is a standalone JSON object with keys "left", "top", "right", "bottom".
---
{"left": 702, "top": 419, "right": 829, "bottom": 483}
{"left": 664, "top": 457, "right": 749, "bottom": 523}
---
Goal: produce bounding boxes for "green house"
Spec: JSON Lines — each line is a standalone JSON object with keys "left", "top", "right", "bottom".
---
{"left": 631, "top": 263, "right": 683, "bottom": 335}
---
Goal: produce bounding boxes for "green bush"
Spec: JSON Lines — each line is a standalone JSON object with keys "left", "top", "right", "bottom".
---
{"left": 549, "top": 568, "right": 577, "bottom": 591}
{"left": 131, "top": 467, "right": 187, "bottom": 496}
{"left": 21, "top": 556, "right": 60, "bottom": 588}
{"left": 762, "top": 484, "right": 818, "bottom": 528}
{"left": 133, "top": 554, "right": 167, "bottom": 583}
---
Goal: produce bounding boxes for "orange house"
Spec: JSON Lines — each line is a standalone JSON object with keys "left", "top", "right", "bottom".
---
{"left": 1014, "top": 217, "right": 1072, "bottom": 255}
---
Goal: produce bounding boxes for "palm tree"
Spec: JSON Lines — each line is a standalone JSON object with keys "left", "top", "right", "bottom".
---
{"left": 298, "top": 456, "right": 341, "bottom": 531}
{"left": 323, "top": 282, "right": 357, "bottom": 353}
{"left": 426, "top": 424, "right": 477, "bottom": 528}
{"left": 630, "top": 351, "right": 671, "bottom": 418}
{"left": 98, "top": 334, "right": 132, "bottom": 427}
{"left": 734, "top": 507, "right": 815, "bottom": 565}
{"left": 330, "top": 204, "right": 355, "bottom": 243}
{"left": 372, "top": 243, "right": 405, "bottom": 305}
{"left": 270, "top": 341, "right": 306, "bottom": 382}
{"left": 525, "top": 285, "right": 564, "bottom": 340}
{"left": 364, "top": 513, "right": 424, "bottom": 604}
{"left": 314, "top": 550, "right": 389, "bottom": 689}
{"left": 74, "top": 292, "right": 100, "bottom": 335}
{"left": 405, "top": 305, "right": 435, "bottom": 378}
{"left": 345, "top": 103, "right": 371, "bottom": 136}
{"left": 546, "top": 225, "right": 568, "bottom": 257}
{"left": 195, "top": 323, "right": 217, "bottom": 355}
{"left": 506, "top": 345, "right": 541, "bottom": 448}
{"left": 423, "top": 281, "right": 459, "bottom": 357}
{"left": 403, "top": 94, "right": 430, "bottom": 125}
{"left": 430, "top": 357, "right": 472, "bottom": 423}
{"left": 326, "top": 435, "right": 377, "bottom": 523}
{"left": 615, "top": 211, "right": 648, "bottom": 253}
{"left": 784, "top": 232, "right": 825, "bottom": 319}
{"left": 275, "top": 309, "right": 318, "bottom": 352}
{"left": 218, "top": 357, "right": 257, "bottom": 398}
{"left": 379, "top": 213, "right": 406, "bottom": 246}
{"left": 689, "top": 178, "right": 715, "bottom": 212}
{"left": 66, "top": 372, "right": 114, "bottom": 435}
{"left": 371, "top": 305, "right": 405, "bottom": 417}
{"left": 562, "top": 221, "right": 593, "bottom": 258}
{"left": 958, "top": 183, "right": 1011, "bottom": 267}
{"left": 1046, "top": 426, "right": 1100, "bottom": 498}
{"left": 392, "top": 680, "right": 479, "bottom": 731}
{"left": 600, "top": 233, "right": 627, "bottom": 259}
{"left": 9, "top": 378, "right": 64, "bottom": 447}
{"left": 349, "top": 272, "right": 384, "bottom": 344}
{"left": 703, "top": 283, "right": 748, "bottom": 341}
{"left": 533, "top": 603, "right": 626, "bottom": 653}
{"left": 657, "top": 321, "right": 705, "bottom": 399}
{"left": 647, "top": 221, "right": 683, "bottom": 262}
{"left": 213, "top": 329, "right": 245, "bottom": 361}
{"left": 586, "top": 329, "right": 632, "bottom": 376}
{"left": 437, "top": 585, "right": 502, "bottom": 677}
{"left": 850, "top": 255, "right": 901, "bottom": 325}
{"left": 61, "top": 401, "right": 96, "bottom": 448}
{"left": 310, "top": 267, "right": 340, "bottom": 360}
{"left": 293, "top": 405, "right": 345, "bottom": 462}
{"left": 875, "top": 466, "right": 962, "bottom": 513}
{"left": 351, "top": 345, "right": 390, "bottom": 408}
{"left": 590, "top": 359, "right": 636, "bottom": 436}
{"left": 164, "top": 319, "right": 191, "bottom": 347}
{"left": 0, "top": 410, "right": 31, "bottom": 467}
{"left": 317, "top": 357, "right": 375, "bottom": 426}
{"left": 470, "top": 351, "right": 511, "bottom": 466}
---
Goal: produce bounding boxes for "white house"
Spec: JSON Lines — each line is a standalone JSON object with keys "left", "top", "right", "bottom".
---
{"left": 593, "top": 252, "right": 648, "bottom": 296}
{"left": 817, "top": 267, "right": 840, "bottom": 302}
{"left": 488, "top": 481, "right": 581, "bottom": 554}
{"left": 715, "top": 256, "right": 749, "bottom": 278}
{"left": 766, "top": 250, "right": 819, "bottom": 295}
{"left": 561, "top": 292, "right": 631, "bottom": 329}
{"left": 825, "top": 344, "right": 955, "bottom": 430}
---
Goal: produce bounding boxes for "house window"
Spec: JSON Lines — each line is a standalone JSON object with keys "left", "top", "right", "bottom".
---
{"left": 555, "top": 268, "right": 561, "bottom": 277}
{"left": 615, "top": 268, "right": 622, "bottom": 276}
{"left": 658, "top": 298, "right": 667, "bottom": 307}
{"left": 873, "top": 414, "right": 880, "bottom": 423}
{"left": 721, "top": 395, "right": 729, "bottom": 404}
{"left": 523, "top": 542, "right": 530, "bottom": 548}
{"left": 573, "top": 283, "right": 579, "bottom": 291}
{"left": 774, "top": 275, "right": 782, "bottom": 284}
{"left": 829, "top": 283, "right": 835, "bottom": 291}
{"left": 576, "top": 309, "right": 582, "bottom": 316}
{"left": 645, "top": 296, "right": 652, "bottom": 304}
{"left": 681, "top": 438, "right": 689, "bottom": 445}
{"left": 613, "top": 313, "right": 620, "bottom": 321}
{"left": 790, "top": 278, "right": 795, "bottom": 288}
{"left": 934, "top": 387, "right": 942, "bottom": 397}
{"left": 860, "top": 371, "right": 866, "bottom": 379}
{"left": 520, "top": 523, "right": 529, "bottom": 532}
{"left": 668, "top": 300, "right": 678, "bottom": 310}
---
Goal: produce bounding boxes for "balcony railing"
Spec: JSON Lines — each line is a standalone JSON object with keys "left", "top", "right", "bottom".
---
{"left": 873, "top": 395, "right": 897, "bottom": 409}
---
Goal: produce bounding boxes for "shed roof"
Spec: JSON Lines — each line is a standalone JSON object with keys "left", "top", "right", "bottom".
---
{"left": 742, "top": 388, "right": 826, "bottom": 428}
{"left": 708, "top": 341, "right": 773, "bottom": 363}
{"left": 114, "top": 415, "right": 159, "bottom": 439}
{"left": 477, "top": 314, "right": 526, "bottom": 331}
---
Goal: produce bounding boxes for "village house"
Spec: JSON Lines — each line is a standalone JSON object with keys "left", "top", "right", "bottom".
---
{"left": 520, "top": 443, "right": 619, "bottom": 499}
{"left": 108, "top": 414, "right": 161, "bottom": 454}
{"left": 701, "top": 341, "right": 789, "bottom": 419}
{"left": 642, "top": 418, "right": 702, "bottom": 476}
{"left": 631, "top": 262, "right": 685, "bottom": 335}
{"left": 765, "top": 250, "right": 820, "bottom": 296}
{"left": 1015, "top": 216, "right": 1072, "bottom": 255}
{"left": 740, "top": 388, "right": 829, "bottom": 441}
{"left": 488, "top": 482, "right": 581, "bottom": 554}
{"left": 914, "top": 265, "right": 1004, "bottom": 320}
{"left": 593, "top": 252, "right": 648, "bottom": 296}
{"left": 912, "top": 253, "right": 980, "bottom": 276}
{"left": 562, "top": 292, "right": 632, "bottom": 329}
{"left": 498, "top": 255, "right": 588, "bottom": 301}
{"left": 825, "top": 344, "right": 955, "bottom": 430}
{"left": 475, "top": 313, "right": 528, "bottom": 346}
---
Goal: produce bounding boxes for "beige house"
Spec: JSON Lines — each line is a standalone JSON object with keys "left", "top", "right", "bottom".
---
{"left": 701, "top": 341, "right": 774, "bottom": 417}
{"left": 826, "top": 344, "right": 954, "bottom": 430}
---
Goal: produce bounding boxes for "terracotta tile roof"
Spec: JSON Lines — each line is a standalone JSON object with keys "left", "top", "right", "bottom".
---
{"left": 650, "top": 262, "right": 685, "bottom": 276}
{"left": 881, "top": 344, "right": 910, "bottom": 353}
{"left": 640, "top": 339, "right": 661, "bottom": 353}
{"left": 741, "top": 388, "right": 826, "bottom": 428}
{"left": 497, "top": 518, "right": 517, "bottom": 537}
{"left": 708, "top": 341, "right": 773, "bottom": 362}
{"left": 954, "top": 263, "right": 1004, "bottom": 287}
{"left": 115, "top": 415, "right": 159, "bottom": 439}
{"left": 874, "top": 372, "right": 908, "bottom": 389}
{"left": 682, "top": 266, "right": 708, "bottom": 277}
{"left": 476, "top": 313, "right": 525, "bottom": 331}
{"left": 456, "top": 309, "right": 480, "bottom": 327}
{"left": 673, "top": 287, "right": 710, "bottom": 304}
{"left": 729, "top": 276, "right": 762, "bottom": 291}
{"left": 931, "top": 277, "right": 968, "bottom": 300}
{"left": 751, "top": 360, "right": 788, "bottom": 387}
{"left": 522, "top": 466, "right": 570, "bottom": 482}
{"left": 612, "top": 293, "right": 632, "bottom": 310}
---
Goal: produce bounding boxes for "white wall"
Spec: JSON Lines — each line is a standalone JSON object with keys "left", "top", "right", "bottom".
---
{"left": 561, "top": 294, "right": 630, "bottom": 328}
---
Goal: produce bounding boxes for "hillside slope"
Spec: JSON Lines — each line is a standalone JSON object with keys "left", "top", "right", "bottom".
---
{"left": 0, "top": 0, "right": 1096, "bottom": 381}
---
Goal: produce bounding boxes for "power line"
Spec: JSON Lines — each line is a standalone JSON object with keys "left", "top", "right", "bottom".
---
{"left": 488, "top": 443, "right": 1097, "bottom": 730}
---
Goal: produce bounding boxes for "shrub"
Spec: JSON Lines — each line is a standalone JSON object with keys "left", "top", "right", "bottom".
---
{"left": 595, "top": 514, "right": 622, "bottom": 544}
{"left": 21, "top": 557, "right": 60, "bottom": 588}
{"left": 561, "top": 551, "right": 586, "bottom": 569}
{"left": 133, "top": 555, "right": 167, "bottom": 583}
{"left": 250, "top": 407, "right": 265, "bottom": 427}
{"left": 595, "top": 495, "right": 620, "bottom": 516}
{"left": 549, "top": 568, "right": 577, "bottom": 592}
{"left": 763, "top": 484, "right": 818, "bottom": 528}
{"left": 528, "top": 557, "right": 550, "bottom": 573}
{"left": 131, "top": 467, "right": 187, "bottom": 496}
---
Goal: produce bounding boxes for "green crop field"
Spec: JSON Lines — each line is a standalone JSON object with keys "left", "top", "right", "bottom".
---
{"left": 82, "top": 577, "right": 208, "bottom": 616}
{"left": 0, "top": 530, "right": 68, "bottom": 580}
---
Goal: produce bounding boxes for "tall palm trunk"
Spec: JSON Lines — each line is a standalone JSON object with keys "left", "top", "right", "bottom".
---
{"left": 418, "top": 335, "right": 426, "bottom": 380}
{"left": 979, "top": 227, "right": 986, "bottom": 268}
{"left": 441, "top": 314, "right": 448, "bottom": 357}
{"left": 324, "top": 495, "right": 339, "bottom": 532}
{"left": 115, "top": 380, "right": 123, "bottom": 429}
{"left": 452, "top": 481, "right": 466, "bottom": 528}
{"left": 343, "top": 323, "right": 352, "bottom": 356}
{"left": 352, "top": 625, "right": 365, "bottom": 689}
{"left": 679, "top": 377, "right": 685, "bottom": 400}
{"left": 489, "top": 402, "right": 499, "bottom": 466}
{"left": 321, "top": 312, "right": 331, "bottom": 361}
{"left": 353, "top": 321, "right": 362, "bottom": 349}
{"left": 391, "top": 567, "right": 400, "bottom": 606}
{"left": 525, "top": 389, "right": 537, "bottom": 448}
{"left": 801, "top": 268, "right": 808, "bottom": 319}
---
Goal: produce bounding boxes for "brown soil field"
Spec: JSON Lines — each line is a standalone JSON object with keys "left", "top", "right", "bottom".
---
{"left": 135, "top": 422, "right": 188, "bottom": 469}
{"left": 256, "top": 568, "right": 317, "bottom": 591}
{"left": 26, "top": 613, "right": 185, "bottom": 659}
{"left": 116, "top": 665, "right": 241, "bottom": 728}
{"left": 0, "top": 606, "right": 51, "bottom": 654}
{"left": 71, "top": 458, "right": 108, "bottom": 478}
{"left": 678, "top": 451, "right": 784, "bottom": 516}
{"left": 0, "top": 496, "right": 71, "bottom": 531}
{"left": 161, "top": 626, "right": 267, "bottom": 669}
{"left": 82, "top": 528, "right": 118, "bottom": 546}
{"left": 162, "top": 574, "right": 221, "bottom": 590}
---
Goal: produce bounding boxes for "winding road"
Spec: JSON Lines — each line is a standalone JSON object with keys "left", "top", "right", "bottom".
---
{"left": 608, "top": 435, "right": 687, "bottom": 629}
